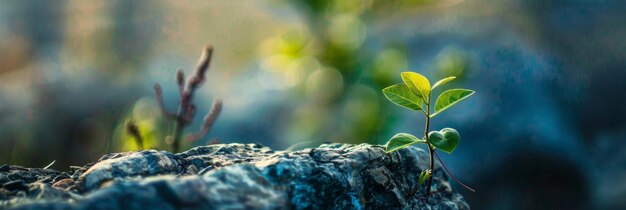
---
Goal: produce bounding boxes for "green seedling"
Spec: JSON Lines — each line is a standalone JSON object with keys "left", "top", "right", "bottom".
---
{"left": 418, "top": 169, "right": 432, "bottom": 186}
{"left": 382, "top": 71, "right": 475, "bottom": 197}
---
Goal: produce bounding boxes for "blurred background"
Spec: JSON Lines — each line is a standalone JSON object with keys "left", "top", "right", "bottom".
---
{"left": 1, "top": 0, "right": 625, "bottom": 209}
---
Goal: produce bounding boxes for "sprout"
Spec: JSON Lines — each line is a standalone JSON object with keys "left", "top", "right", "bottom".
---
{"left": 382, "top": 71, "right": 475, "bottom": 197}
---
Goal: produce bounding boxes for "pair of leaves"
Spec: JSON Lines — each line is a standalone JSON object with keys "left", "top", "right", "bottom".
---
{"left": 385, "top": 128, "right": 460, "bottom": 154}
{"left": 401, "top": 72, "right": 456, "bottom": 101}
{"left": 382, "top": 72, "right": 474, "bottom": 117}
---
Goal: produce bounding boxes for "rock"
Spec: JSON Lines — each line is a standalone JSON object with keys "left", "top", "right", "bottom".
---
{"left": 2, "top": 180, "right": 28, "bottom": 192}
{"left": 0, "top": 143, "right": 470, "bottom": 209}
{"left": 77, "top": 150, "right": 181, "bottom": 191}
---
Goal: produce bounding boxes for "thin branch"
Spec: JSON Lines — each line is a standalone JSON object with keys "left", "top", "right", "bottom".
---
{"left": 183, "top": 104, "right": 196, "bottom": 124}
{"left": 178, "top": 46, "right": 213, "bottom": 119}
{"left": 434, "top": 150, "right": 476, "bottom": 192}
{"left": 425, "top": 99, "right": 434, "bottom": 196}
{"left": 153, "top": 84, "right": 176, "bottom": 120}
{"left": 187, "top": 99, "right": 223, "bottom": 141}
{"left": 180, "top": 90, "right": 192, "bottom": 111}
{"left": 188, "top": 45, "right": 213, "bottom": 90}
{"left": 157, "top": 45, "right": 221, "bottom": 153}
{"left": 176, "top": 68, "right": 185, "bottom": 97}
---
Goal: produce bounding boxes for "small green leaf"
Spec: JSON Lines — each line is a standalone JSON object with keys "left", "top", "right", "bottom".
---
{"left": 432, "top": 76, "right": 456, "bottom": 90}
{"left": 400, "top": 72, "right": 431, "bottom": 101}
{"left": 428, "top": 128, "right": 460, "bottom": 154}
{"left": 418, "top": 169, "right": 432, "bottom": 185}
{"left": 385, "top": 133, "right": 426, "bottom": 153}
{"left": 431, "top": 89, "right": 474, "bottom": 117}
{"left": 382, "top": 84, "right": 424, "bottom": 111}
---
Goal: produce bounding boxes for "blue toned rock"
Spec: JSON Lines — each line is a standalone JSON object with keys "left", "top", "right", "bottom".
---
{"left": 1, "top": 143, "right": 469, "bottom": 210}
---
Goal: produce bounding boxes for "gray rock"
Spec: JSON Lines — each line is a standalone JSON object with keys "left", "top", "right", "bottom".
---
{"left": 0, "top": 143, "right": 470, "bottom": 209}
{"left": 77, "top": 150, "right": 181, "bottom": 191}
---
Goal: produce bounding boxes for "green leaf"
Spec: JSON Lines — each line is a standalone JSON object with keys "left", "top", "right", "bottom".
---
{"left": 428, "top": 128, "right": 460, "bottom": 154}
{"left": 385, "top": 133, "right": 426, "bottom": 153}
{"left": 382, "top": 84, "right": 424, "bottom": 111}
{"left": 400, "top": 72, "right": 431, "bottom": 101}
{"left": 431, "top": 89, "right": 474, "bottom": 117}
{"left": 432, "top": 76, "right": 456, "bottom": 90}
{"left": 418, "top": 169, "right": 432, "bottom": 185}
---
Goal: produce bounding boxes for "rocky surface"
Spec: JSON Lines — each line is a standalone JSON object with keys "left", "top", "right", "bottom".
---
{"left": 0, "top": 143, "right": 469, "bottom": 209}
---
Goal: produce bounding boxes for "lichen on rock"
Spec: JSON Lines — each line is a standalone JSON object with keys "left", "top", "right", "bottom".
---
{"left": 0, "top": 143, "right": 469, "bottom": 209}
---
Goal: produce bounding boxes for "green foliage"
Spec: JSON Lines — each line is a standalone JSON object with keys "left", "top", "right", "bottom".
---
{"left": 400, "top": 72, "right": 431, "bottom": 101}
{"left": 432, "top": 76, "right": 456, "bottom": 90}
{"left": 382, "top": 84, "right": 424, "bottom": 111}
{"left": 428, "top": 128, "right": 460, "bottom": 154}
{"left": 418, "top": 169, "right": 432, "bottom": 186}
{"left": 385, "top": 133, "right": 425, "bottom": 153}
{"left": 432, "top": 89, "right": 474, "bottom": 117}
{"left": 381, "top": 71, "right": 475, "bottom": 195}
